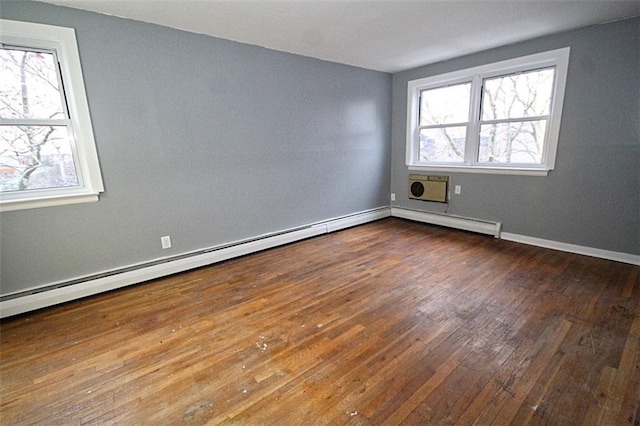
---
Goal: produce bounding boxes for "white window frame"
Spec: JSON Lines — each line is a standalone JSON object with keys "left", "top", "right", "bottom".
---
{"left": 406, "top": 48, "right": 570, "bottom": 176}
{"left": 0, "top": 19, "right": 103, "bottom": 212}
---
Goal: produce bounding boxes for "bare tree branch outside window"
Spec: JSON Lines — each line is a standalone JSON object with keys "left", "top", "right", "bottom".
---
{"left": 0, "top": 48, "right": 78, "bottom": 192}
{"left": 418, "top": 82, "right": 470, "bottom": 162}
{"left": 479, "top": 68, "right": 553, "bottom": 164}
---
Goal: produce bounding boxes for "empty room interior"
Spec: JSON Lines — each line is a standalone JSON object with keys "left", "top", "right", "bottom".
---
{"left": 0, "top": 0, "right": 639, "bottom": 424}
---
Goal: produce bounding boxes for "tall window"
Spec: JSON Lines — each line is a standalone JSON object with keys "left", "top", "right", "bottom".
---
{"left": 0, "top": 20, "right": 103, "bottom": 212}
{"left": 407, "top": 48, "right": 570, "bottom": 175}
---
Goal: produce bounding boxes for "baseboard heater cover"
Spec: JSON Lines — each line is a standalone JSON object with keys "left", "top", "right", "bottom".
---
{"left": 501, "top": 232, "right": 640, "bottom": 266}
{"left": 392, "top": 207, "right": 639, "bottom": 266}
{"left": 391, "top": 207, "right": 502, "bottom": 237}
{"left": 1, "top": 207, "right": 391, "bottom": 318}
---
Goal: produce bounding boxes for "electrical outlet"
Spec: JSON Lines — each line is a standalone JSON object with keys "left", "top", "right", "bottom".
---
{"left": 454, "top": 185, "right": 461, "bottom": 195}
{"left": 161, "top": 235, "right": 172, "bottom": 249}
{"left": 391, "top": 193, "right": 396, "bottom": 202}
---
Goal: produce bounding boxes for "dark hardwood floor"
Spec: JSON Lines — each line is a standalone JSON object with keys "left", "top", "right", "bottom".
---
{"left": 1, "top": 218, "right": 639, "bottom": 425}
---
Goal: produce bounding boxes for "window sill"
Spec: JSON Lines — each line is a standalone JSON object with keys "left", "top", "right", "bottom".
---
{"left": 0, "top": 192, "right": 100, "bottom": 212}
{"left": 408, "top": 164, "right": 550, "bottom": 176}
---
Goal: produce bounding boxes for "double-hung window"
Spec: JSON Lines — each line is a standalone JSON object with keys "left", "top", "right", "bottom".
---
{"left": 406, "top": 48, "right": 570, "bottom": 175}
{"left": 0, "top": 19, "right": 103, "bottom": 212}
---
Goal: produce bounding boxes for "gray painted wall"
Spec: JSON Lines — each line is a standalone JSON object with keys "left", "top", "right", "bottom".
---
{"left": 1, "top": 2, "right": 637, "bottom": 298}
{"left": 391, "top": 17, "right": 639, "bottom": 255}
{"left": 0, "top": 1, "right": 392, "bottom": 295}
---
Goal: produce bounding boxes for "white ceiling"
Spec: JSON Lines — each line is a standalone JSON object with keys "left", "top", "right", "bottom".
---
{"left": 35, "top": 0, "right": 640, "bottom": 73}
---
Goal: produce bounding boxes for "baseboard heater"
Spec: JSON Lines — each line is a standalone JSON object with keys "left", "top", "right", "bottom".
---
{"left": 0, "top": 207, "right": 391, "bottom": 318}
{"left": 391, "top": 207, "right": 502, "bottom": 237}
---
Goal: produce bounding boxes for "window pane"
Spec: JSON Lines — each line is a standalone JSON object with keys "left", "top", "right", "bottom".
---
{"left": 420, "top": 83, "right": 471, "bottom": 126}
{"left": 0, "top": 48, "right": 65, "bottom": 120}
{"left": 481, "top": 68, "right": 554, "bottom": 120}
{"left": 478, "top": 120, "right": 547, "bottom": 164}
{"left": 0, "top": 125, "right": 79, "bottom": 192}
{"left": 419, "top": 126, "right": 466, "bottom": 162}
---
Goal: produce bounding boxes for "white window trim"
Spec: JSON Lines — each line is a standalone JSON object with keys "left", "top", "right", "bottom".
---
{"left": 0, "top": 19, "right": 104, "bottom": 212}
{"left": 406, "top": 47, "right": 570, "bottom": 176}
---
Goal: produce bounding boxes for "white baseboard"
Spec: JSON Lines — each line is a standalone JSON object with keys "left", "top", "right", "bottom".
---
{"left": 391, "top": 207, "right": 639, "bottom": 266}
{"left": 501, "top": 232, "right": 640, "bottom": 266}
{"left": 5, "top": 206, "right": 634, "bottom": 318}
{"left": 0, "top": 207, "right": 391, "bottom": 318}
{"left": 391, "top": 207, "right": 502, "bottom": 237}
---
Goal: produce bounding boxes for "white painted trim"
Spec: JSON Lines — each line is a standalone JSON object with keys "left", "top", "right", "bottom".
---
{"left": 0, "top": 192, "right": 99, "bottom": 212}
{"left": 391, "top": 207, "right": 502, "bottom": 237}
{"left": 324, "top": 208, "right": 391, "bottom": 233}
{"left": 0, "top": 207, "right": 391, "bottom": 318}
{"left": 501, "top": 232, "right": 640, "bottom": 266}
{"left": 405, "top": 47, "right": 570, "bottom": 174}
{"left": 392, "top": 207, "right": 639, "bottom": 265}
{"left": 407, "top": 165, "right": 549, "bottom": 176}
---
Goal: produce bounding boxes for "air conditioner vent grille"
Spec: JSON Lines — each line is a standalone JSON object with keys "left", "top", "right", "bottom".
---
{"left": 408, "top": 174, "right": 449, "bottom": 203}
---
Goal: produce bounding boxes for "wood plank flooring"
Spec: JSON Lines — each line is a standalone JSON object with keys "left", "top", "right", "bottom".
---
{"left": 1, "top": 218, "right": 639, "bottom": 425}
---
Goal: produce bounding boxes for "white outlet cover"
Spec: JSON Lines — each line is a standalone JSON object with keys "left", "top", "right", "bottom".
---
{"left": 161, "top": 235, "right": 172, "bottom": 249}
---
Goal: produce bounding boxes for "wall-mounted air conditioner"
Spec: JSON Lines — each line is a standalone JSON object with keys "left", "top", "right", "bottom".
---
{"left": 408, "top": 174, "right": 449, "bottom": 203}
